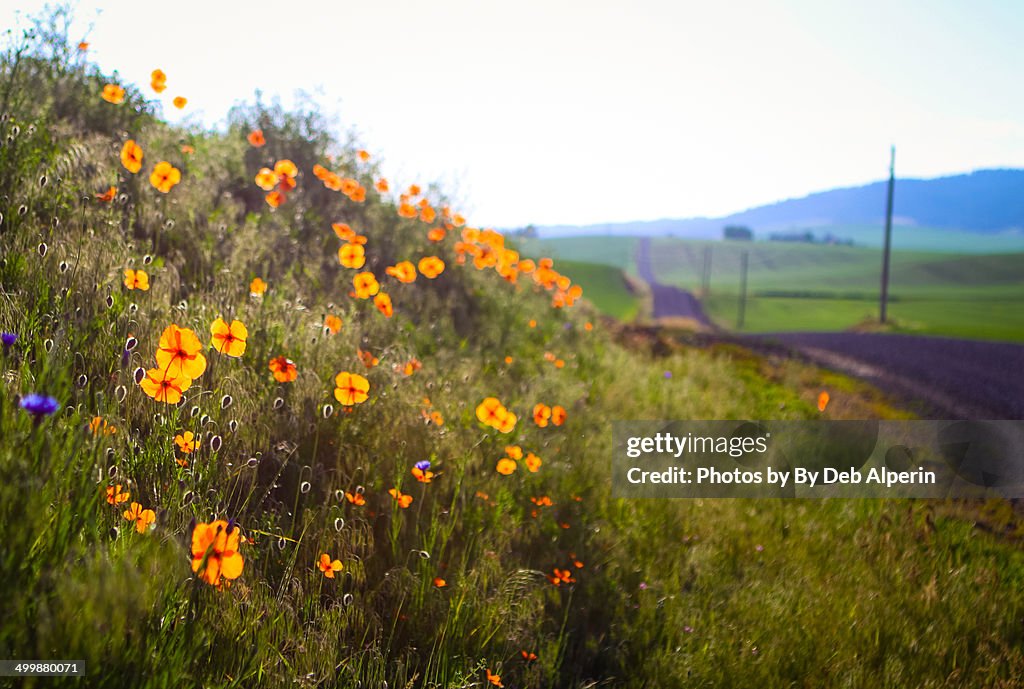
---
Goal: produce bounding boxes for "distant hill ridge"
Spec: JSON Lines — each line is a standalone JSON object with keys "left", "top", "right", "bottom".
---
{"left": 534, "top": 169, "right": 1024, "bottom": 239}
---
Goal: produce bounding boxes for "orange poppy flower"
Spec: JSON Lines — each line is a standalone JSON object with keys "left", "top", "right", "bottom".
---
{"left": 505, "top": 445, "right": 523, "bottom": 460}
{"left": 339, "top": 177, "right": 358, "bottom": 196}
{"left": 496, "top": 411, "right": 517, "bottom": 434}
{"left": 584, "top": 322, "right": 594, "bottom": 331}
{"left": 278, "top": 174, "right": 297, "bottom": 192}
{"left": 88, "top": 416, "right": 116, "bottom": 436}
{"left": 375, "top": 178, "right": 389, "bottom": 193}
{"left": 317, "top": 553, "right": 344, "bottom": 578}
{"left": 338, "top": 243, "right": 366, "bottom": 269}
{"left": 373, "top": 292, "right": 393, "bottom": 318}
{"left": 355, "top": 350, "right": 378, "bottom": 370}
{"left": 139, "top": 367, "right": 190, "bottom": 404}
{"left": 324, "top": 314, "right": 343, "bottom": 334}
{"left": 419, "top": 205, "right": 436, "bottom": 224}
{"left": 496, "top": 458, "right": 517, "bottom": 475}
{"left": 504, "top": 356, "right": 513, "bottom": 364}
{"left": 411, "top": 465, "right": 434, "bottom": 483}
{"left": 274, "top": 159, "right": 298, "bottom": 179}
{"left": 254, "top": 168, "right": 279, "bottom": 191}
{"left": 344, "top": 491, "right": 366, "bottom": 506}
{"left": 249, "top": 277, "right": 267, "bottom": 296}
{"left": 532, "top": 403, "right": 551, "bottom": 427}
{"left": 334, "top": 371, "right": 370, "bottom": 406}
{"left": 191, "top": 519, "right": 244, "bottom": 587}
{"left": 150, "top": 69, "right": 167, "bottom": 93}
{"left": 247, "top": 129, "right": 266, "bottom": 147}
{"left": 96, "top": 185, "right": 117, "bottom": 202}
{"left": 180, "top": 144, "right": 195, "bottom": 155}
{"left": 357, "top": 149, "right": 370, "bottom": 162}
{"left": 123, "top": 268, "right": 149, "bottom": 291}
{"left": 388, "top": 488, "right": 413, "bottom": 508}
{"left": 429, "top": 410, "right": 444, "bottom": 426}
{"left": 331, "top": 222, "right": 355, "bottom": 240}
{"left": 521, "top": 651, "right": 538, "bottom": 661}
{"left": 485, "top": 669, "right": 503, "bottom": 688}
{"left": 397, "top": 202, "right": 418, "bottom": 218}
{"left": 551, "top": 405, "right": 567, "bottom": 426}
{"left": 554, "top": 359, "right": 565, "bottom": 369}
{"left": 175, "top": 430, "right": 197, "bottom": 454}
{"left": 120, "top": 139, "right": 143, "bottom": 174}
{"left": 269, "top": 356, "right": 298, "bottom": 383}
{"left": 265, "top": 191, "right": 285, "bottom": 208}
{"left": 352, "top": 272, "right": 380, "bottom": 299}
{"left": 101, "top": 83, "right": 125, "bottom": 104}
{"left": 452, "top": 213, "right": 466, "bottom": 227}
{"left": 210, "top": 318, "right": 247, "bottom": 357}
{"left": 105, "top": 484, "right": 130, "bottom": 505}
{"left": 433, "top": 577, "right": 447, "bottom": 588}
{"left": 530, "top": 495, "right": 553, "bottom": 507}
{"left": 172, "top": 96, "right": 187, "bottom": 109}
{"left": 403, "top": 358, "right": 422, "bottom": 376}
{"left": 524, "top": 453, "right": 542, "bottom": 472}
{"left": 407, "top": 184, "right": 421, "bottom": 196}
{"left": 476, "top": 397, "right": 505, "bottom": 426}
{"left": 385, "top": 261, "right": 416, "bottom": 283}
{"left": 547, "top": 567, "right": 575, "bottom": 586}
{"left": 150, "top": 161, "right": 181, "bottom": 193}
{"left": 417, "top": 256, "right": 445, "bottom": 279}
{"left": 528, "top": 319, "right": 537, "bottom": 328}
{"left": 78, "top": 41, "right": 89, "bottom": 51}
{"left": 123, "top": 502, "right": 156, "bottom": 533}
{"left": 156, "top": 324, "right": 207, "bottom": 380}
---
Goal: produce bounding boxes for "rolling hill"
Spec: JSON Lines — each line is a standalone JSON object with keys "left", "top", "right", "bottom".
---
{"left": 529, "top": 169, "right": 1024, "bottom": 251}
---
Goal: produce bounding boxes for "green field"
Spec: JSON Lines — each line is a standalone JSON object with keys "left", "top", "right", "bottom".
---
{"left": 524, "top": 236, "right": 1024, "bottom": 341}
{"left": 554, "top": 260, "right": 640, "bottom": 320}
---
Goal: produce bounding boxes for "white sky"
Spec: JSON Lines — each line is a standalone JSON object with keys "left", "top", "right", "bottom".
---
{"left": 3, "top": 0, "right": 1023, "bottom": 227}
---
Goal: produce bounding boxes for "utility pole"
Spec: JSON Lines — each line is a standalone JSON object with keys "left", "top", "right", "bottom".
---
{"left": 737, "top": 250, "right": 749, "bottom": 329}
{"left": 879, "top": 146, "right": 895, "bottom": 323}
{"left": 701, "top": 245, "right": 712, "bottom": 297}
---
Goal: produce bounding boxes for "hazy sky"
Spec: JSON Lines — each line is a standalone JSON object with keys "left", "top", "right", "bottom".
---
{"left": 3, "top": 0, "right": 1023, "bottom": 227}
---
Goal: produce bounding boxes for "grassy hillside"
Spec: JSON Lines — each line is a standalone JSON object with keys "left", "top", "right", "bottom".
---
{"left": 3, "top": 12, "right": 1024, "bottom": 688}
{"left": 549, "top": 260, "right": 640, "bottom": 320}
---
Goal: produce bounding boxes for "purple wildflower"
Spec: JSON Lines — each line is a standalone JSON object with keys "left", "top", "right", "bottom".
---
{"left": 1, "top": 332, "right": 16, "bottom": 349}
{"left": 20, "top": 393, "right": 60, "bottom": 421}
{"left": 415, "top": 460, "right": 431, "bottom": 471}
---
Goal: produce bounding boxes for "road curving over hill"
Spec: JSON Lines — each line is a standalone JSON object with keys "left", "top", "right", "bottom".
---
{"left": 634, "top": 237, "right": 1024, "bottom": 419}
{"left": 635, "top": 237, "right": 712, "bottom": 324}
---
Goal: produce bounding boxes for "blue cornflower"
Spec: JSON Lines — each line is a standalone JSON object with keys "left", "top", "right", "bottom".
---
{"left": 415, "top": 460, "right": 431, "bottom": 471}
{"left": 20, "top": 393, "right": 60, "bottom": 420}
